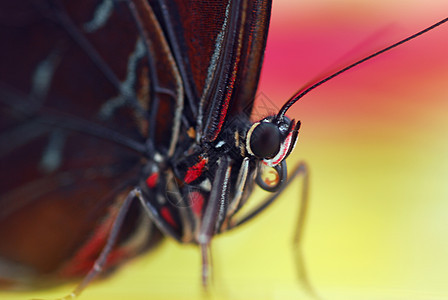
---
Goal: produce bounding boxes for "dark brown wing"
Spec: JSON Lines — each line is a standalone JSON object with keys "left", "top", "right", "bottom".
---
{"left": 0, "top": 0, "right": 173, "bottom": 284}
{"left": 150, "top": 0, "right": 272, "bottom": 142}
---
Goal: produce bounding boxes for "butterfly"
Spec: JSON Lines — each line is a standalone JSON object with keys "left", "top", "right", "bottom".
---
{"left": 0, "top": 0, "right": 307, "bottom": 295}
{"left": 0, "top": 0, "right": 447, "bottom": 299}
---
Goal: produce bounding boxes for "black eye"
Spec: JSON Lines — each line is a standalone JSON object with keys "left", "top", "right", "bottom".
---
{"left": 249, "top": 122, "right": 281, "bottom": 158}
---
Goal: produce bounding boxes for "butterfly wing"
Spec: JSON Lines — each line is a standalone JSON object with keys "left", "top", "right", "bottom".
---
{"left": 0, "top": 0, "right": 173, "bottom": 285}
{"left": 150, "top": 0, "right": 272, "bottom": 142}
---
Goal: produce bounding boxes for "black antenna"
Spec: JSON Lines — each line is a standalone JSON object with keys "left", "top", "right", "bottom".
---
{"left": 277, "top": 17, "right": 448, "bottom": 119}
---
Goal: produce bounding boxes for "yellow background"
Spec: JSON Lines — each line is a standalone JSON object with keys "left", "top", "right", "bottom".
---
{"left": 3, "top": 0, "right": 448, "bottom": 299}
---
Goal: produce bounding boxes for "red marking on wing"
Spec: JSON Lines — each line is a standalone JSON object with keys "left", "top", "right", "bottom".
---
{"left": 160, "top": 207, "right": 178, "bottom": 229}
{"left": 211, "top": 56, "right": 240, "bottom": 141}
{"left": 189, "top": 191, "right": 205, "bottom": 217}
{"left": 184, "top": 157, "right": 208, "bottom": 184}
{"left": 145, "top": 172, "right": 159, "bottom": 188}
{"left": 58, "top": 212, "right": 126, "bottom": 277}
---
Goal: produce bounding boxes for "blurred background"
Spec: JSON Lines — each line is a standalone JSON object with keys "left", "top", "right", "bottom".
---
{"left": 3, "top": 0, "right": 448, "bottom": 299}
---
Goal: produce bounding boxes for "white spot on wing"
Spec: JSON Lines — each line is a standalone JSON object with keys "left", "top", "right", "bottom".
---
{"left": 215, "top": 140, "right": 226, "bottom": 148}
{"left": 84, "top": 0, "right": 114, "bottom": 33}
{"left": 154, "top": 152, "right": 163, "bottom": 163}
{"left": 200, "top": 178, "right": 212, "bottom": 192}
{"left": 40, "top": 129, "right": 66, "bottom": 173}
{"left": 31, "top": 51, "right": 59, "bottom": 100}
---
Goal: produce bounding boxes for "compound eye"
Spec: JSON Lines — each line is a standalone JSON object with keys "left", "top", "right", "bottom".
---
{"left": 249, "top": 122, "right": 281, "bottom": 159}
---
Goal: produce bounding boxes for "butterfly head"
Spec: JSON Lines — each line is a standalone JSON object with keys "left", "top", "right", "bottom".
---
{"left": 245, "top": 116, "right": 301, "bottom": 167}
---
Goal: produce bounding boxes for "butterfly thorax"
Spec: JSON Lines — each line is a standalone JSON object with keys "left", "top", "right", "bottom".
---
{"left": 138, "top": 113, "right": 300, "bottom": 244}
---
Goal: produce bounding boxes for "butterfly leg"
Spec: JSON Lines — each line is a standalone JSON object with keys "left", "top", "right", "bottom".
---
{"left": 227, "top": 161, "right": 308, "bottom": 228}
{"left": 225, "top": 161, "right": 318, "bottom": 297}
{"left": 52, "top": 188, "right": 141, "bottom": 300}
{"left": 288, "top": 163, "right": 320, "bottom": 299}
{"left": 198, "top": 156, "right": 233, "bottom": 287}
